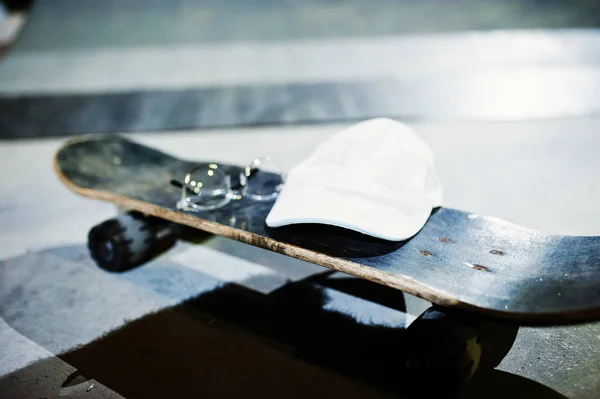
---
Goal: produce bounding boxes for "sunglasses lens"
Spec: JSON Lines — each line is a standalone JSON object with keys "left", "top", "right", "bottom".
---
{"left": 178, "top": 164, "right": 230, "bottom": 211}
{"left": 241, "top": 157, "right": 284, "bottom": 201}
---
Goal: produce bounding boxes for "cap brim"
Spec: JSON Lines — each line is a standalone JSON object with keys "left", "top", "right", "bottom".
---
{"left": 265, "top": 184, "right": 435, "bottom": 241}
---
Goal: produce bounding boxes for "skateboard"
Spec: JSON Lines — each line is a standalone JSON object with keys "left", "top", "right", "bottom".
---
{"left": 53, "top": 134, "right": 600, "bottom": 327}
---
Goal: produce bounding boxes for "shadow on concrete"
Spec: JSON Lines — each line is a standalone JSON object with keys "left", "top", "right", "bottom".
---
{"left": 0, "top": 273, "right": 567, "bottom": 398}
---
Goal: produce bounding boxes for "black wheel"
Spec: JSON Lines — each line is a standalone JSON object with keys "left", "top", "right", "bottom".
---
{"left": 87, "top": 211, "right": 174, "bottom": 272}
{"left": 403, "top": 305, "right": 483, "bottom": 397}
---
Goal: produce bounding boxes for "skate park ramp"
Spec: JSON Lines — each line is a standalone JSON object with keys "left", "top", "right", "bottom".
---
{"left": 1, "top": 0, "right": 600, "bottom": 138}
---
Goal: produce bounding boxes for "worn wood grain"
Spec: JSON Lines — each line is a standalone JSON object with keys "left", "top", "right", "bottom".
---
{"left": 54, "top": 134, "right": 600, "bottom": 325}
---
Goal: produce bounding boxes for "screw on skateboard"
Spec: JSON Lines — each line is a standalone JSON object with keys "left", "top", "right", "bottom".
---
{"left": 54, "top": 134, "right": 600, "bottom": 327}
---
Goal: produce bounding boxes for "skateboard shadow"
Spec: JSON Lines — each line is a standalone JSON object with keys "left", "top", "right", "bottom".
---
{"left": 28, "top": 272, "right": 564, "bottom": 398}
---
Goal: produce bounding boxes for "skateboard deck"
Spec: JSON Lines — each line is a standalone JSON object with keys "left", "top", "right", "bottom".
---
{"left": 54, "top": 134, "right": 600, "bottom": 325}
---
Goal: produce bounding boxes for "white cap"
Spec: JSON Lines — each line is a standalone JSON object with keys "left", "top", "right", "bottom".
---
{"left": 265, "top": 118, "right": 443, "bottom": 241}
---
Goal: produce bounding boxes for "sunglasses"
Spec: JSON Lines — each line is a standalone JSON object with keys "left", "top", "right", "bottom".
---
{"left": 171, "top": 157, "right": 285, "bottom": 212}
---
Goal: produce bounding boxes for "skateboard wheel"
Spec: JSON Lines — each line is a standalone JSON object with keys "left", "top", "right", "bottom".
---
{"left": 87, "top": 212, "right": 168, "bottom": 272}
{"left": 404, "top": 306, "right": 482, "bottom": 395}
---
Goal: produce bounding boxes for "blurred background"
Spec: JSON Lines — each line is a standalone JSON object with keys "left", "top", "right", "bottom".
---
{"left": 1, "top": 0, "right": 600, "bottom": 137}
{"left": 1, "top": 1, "right": 600, "bottom": 398}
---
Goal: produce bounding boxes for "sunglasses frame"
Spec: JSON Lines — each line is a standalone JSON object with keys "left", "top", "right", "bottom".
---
{"left": 174, "top": 157, "right": 284, "bottom": 212}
